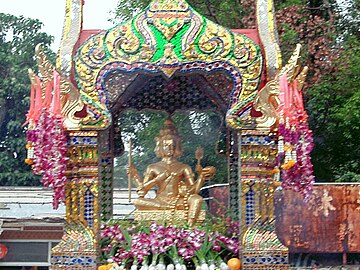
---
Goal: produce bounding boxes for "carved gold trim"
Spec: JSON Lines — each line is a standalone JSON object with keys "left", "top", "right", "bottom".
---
{"left": 51, "top": 221, "right": 97, "bottom": 254}
{"left": 56, "top": 0, "right": 84, "bottom": 129}
{"left": 79, "top": 183, "right": 86, "bottom": 224}
{"left": 253, "top": 44, "right": 307, "bottom": 129}
{"left": 92, "top": 181, "right": 99, "bottom": 234}
{"left": 35, "top": 44, "right": 54, "bottom": 87}
{"left": 295, "top": 65, "right": 308, "bottom": 91}
{"left": 256, "top": 0, "right": 282, "bottom": 80}
{"left": 278, "top": 44, "right": 302, "bottom": 80}
{"left": 33, "top": 44, "right": 84, "bottom": 130}
{"left": 253, "top": 78, "right": 280, "bottom": 129}
{"left": 71, "top": 181, "right": 79, "bottom": 221}
{"left": 56, "top": 0, "right": 83, "bottom": 77}
{"left": 134, "top": 210, "right": 206, "bottom": 224}
{"left": 27, "top": 68, "right": 36, "bottom": 85}
{"left": 60, "top": 76, "right": 84, "bottom": 130}
{"left": 65, "top": 181, "right": 72, "bottom": 221}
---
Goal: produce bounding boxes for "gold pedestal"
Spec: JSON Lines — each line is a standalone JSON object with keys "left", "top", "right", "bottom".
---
{"left": 134, "top": 209, "right": 206, "bottom": 224}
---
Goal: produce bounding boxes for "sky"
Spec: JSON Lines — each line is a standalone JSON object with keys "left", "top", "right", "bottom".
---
{"left": 0, "top": 0, "right": 119, "bottom": 50}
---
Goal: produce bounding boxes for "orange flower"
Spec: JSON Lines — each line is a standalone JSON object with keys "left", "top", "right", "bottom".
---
{"left": 281, "top": 160, "right": 296, "bottom": 170}
{"left": 273, "top": 168, "right": 280, "bottom": 174}
{"left": 228, "top": 258, "right": 241, "bottom": 270}
{"left": 25, "top": 158, "right": 34, "bottom": 165}
{"left": 98, "top": 265, "right": 112, "bottom": 270}
{"left": 284, "top": 145, "right": 293, "bottom": 151}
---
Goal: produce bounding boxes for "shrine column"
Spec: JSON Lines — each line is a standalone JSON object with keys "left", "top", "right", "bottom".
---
{"left": 51, "top": 129, "right": 113, "bottom": 269}
{"left": 238, "top": 129, "right": 290, "bottom": 270}
{"left": 238, "top": 129, "right": 279, "bottom": 229}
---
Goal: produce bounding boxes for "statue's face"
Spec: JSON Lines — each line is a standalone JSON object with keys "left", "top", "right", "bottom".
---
{"left": 162, "top": 139, "right": 175, "bottom": 157}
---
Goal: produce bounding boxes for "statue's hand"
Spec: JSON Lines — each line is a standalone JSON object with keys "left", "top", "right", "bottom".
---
{"left": 179, "top": 184, "right": 188, "bottom": 196}
{"left": 127, "top": 162, "right": 139, "bottom": 179}
{"left": 201, "top": 166, "right": 216, "bottom": 179}
{"left": 136, "top": 186, "right": 146, "bottom": 198}
{"left": 196, "top": 164, "right": 203, "bottom": 175}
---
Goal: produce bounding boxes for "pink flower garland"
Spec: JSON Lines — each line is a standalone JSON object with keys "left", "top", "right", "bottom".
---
{"left": 277, "top": 74, "right": 315, "bottom": 199}
{"left": 32, "top": 109, "right": 67, "bottom": 209}
{"left": 25, "top": 70, "right": 67, "bottom": 209}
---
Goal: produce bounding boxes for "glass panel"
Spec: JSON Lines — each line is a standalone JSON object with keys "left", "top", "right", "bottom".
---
{"left": 114, "top": 110, "right": 227, "bottom": 189}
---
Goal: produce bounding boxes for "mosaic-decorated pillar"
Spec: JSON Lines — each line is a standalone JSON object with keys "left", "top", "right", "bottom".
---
{"left": 228, "top": 130, "right": 240, "bottom": 220}
{"left": 239, "top": 129, "right": 278, "bottom": 227}
{"left": 239, "top": 129, "right": 290, "bottom": 269}
{"left": 98, "top": 129, "right": 114, "bottom": 222}
{"left": 51, "top": 131, "right": 101, "bottom": 269}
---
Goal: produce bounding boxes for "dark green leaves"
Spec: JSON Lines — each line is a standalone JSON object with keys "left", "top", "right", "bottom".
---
{"left": 0, "top": 13, "right": 54, "bottom": 186}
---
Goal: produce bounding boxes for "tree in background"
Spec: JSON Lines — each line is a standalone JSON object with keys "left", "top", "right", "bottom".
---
{"left": 0, "top": 14, "right": 54, "bottom": 185}
{"left": 111, "top": 0, "right": 247, "bottom": 28}
{"left": 272, "top": 0, "right": 359, "bottom": 181}
{"left": 307, "top": 37, "right": 360, "bottom": 182}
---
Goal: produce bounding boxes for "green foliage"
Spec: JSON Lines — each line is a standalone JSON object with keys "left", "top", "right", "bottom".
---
{"left": 110, "top": 0, "right": 149, "bottom": 24}
{"left": 0, "top": 13, "right": 55, "bottom": 186}
{"left": 279, "top": 24, "right": 300, "bottom": 62}
{"left": 112, "top": 0, "right": 246, "bottom": 28}
{"left": 335, "top": 167, "right": 360, "bottom": 183}
{"left": 307, "top": 36, "right": 360, "bottom": 182}
{"left": 273, "top": 1, "right": 359, "bottom": 182}
{"left": 187, "top": 0, "right": 244, "bottom": 28}
{"left": 113, "top": 110, "right": 227, "bottom": 188}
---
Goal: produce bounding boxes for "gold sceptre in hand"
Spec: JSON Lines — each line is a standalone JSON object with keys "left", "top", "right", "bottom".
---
{"left": 128, "top": 139, "right": 133, "bottom": 202}
{"left": 195, "top": 146, "right": 204, "bottom": 176}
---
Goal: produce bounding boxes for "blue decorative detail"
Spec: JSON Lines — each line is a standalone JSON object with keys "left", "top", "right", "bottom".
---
{"left": 84, "top": 190, "right": 94, "bottom": 227}
{"left": 69, "top": 136, "right": 98, "bottom": 145}
{"left": 245, "top": 188, "right": 255, "bottom": 226}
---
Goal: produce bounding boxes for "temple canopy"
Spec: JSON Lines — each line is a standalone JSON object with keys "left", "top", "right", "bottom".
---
{"left": 72, "top": 0, "right": 264, "bottom": 129}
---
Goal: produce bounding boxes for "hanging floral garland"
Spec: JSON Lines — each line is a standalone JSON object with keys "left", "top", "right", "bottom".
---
{"left": 276, "top": 74, "right": 315, "bottom": 199}
{"left": 25, "top": 70, "right": 68, "bottom": 208}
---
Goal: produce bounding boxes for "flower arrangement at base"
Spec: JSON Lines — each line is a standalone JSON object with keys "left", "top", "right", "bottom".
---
{"left": 100, "top": 218, "right": 240, "bottom": 270}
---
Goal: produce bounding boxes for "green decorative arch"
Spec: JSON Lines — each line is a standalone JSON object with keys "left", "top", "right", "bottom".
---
{"left": 73, "top": 0, "right": 263, "bottom": 129}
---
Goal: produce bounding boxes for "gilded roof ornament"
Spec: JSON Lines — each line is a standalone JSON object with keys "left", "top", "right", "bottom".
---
{"left": 253, "top": 44, "right": 308, "bottom": 129}
{"left": 56, "top": 0, "right": 83, "bottom": 77}
{"left": 33, "top": 44, "right": 84, "bottom": 130}
{"left": 147, "top": 0, "right": 191, "bottom": 40}
{"left": 256, "top": 0, "right": 282, "bottom": 80}
{"left": 73, "top": 0, "right": 263, "bottom": 129}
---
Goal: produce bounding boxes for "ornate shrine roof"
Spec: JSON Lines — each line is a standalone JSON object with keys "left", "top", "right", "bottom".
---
{"left": 71, "top": 0, "right": 264, "bottom": 129}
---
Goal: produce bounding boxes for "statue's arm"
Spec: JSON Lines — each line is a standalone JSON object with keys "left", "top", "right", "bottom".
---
{"left": 142, "top": 167, "right": 155, "bottom": 193}
{"left": 183, "top": 166, "right": 197, "bottom": 194}
{"left": 142, "top": 166, "right": 168, "bottom": 193}
{"left": 188, "top": 166, "right": 216, "bottom": 194}
{"left": 128, "top": 163, "right": 147, "bottom": 197}
{"left": 129, "top": 162, "right": 142, "bottom": 187}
